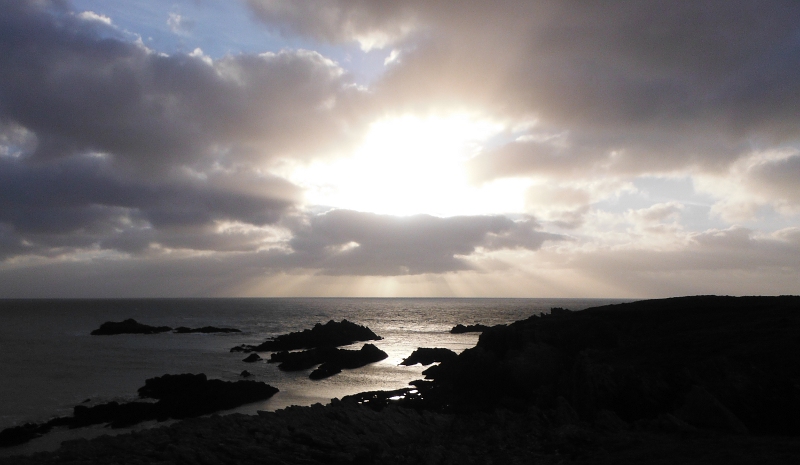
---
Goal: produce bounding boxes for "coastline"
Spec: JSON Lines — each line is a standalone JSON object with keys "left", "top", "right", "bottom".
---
{"left": 4, "top": 295, "right": 800, "bottom": 463}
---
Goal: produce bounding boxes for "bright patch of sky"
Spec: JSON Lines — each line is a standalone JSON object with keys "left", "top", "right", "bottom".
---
{"left": 69, "top": 0, "right": 389, "bottom": 83}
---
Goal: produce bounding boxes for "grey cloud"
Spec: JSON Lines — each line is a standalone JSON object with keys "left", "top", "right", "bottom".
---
{"left": 0, "top": 0, "right": 367, "bottom": 170}
{"left": 250, "top": 0, "right": 800, "bottom": 180}
{"left": 0, "top": 155, "right": 298, "bottom": 258}
{"left": 279, "top": 209, "right": 564, "bottom": 275}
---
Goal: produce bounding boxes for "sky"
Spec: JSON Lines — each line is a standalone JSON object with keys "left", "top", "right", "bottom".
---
{"left": 1, "top": 0, "right": 799, "bottom": 298}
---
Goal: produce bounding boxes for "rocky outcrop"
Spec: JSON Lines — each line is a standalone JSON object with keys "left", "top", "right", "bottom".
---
{"left": 242, "top": 354, "right": 261, "bottom": 363}
{"left": 450, "top": 324, "right": 490, "bottom": 334}
{"left": 173, "top": 326, "right": 241, "bottom": 334}
{"left": 417, "top": 296, "right": 800, "bottom": 435}
{"left": 90, "top": 319, "right": 172, "bottom": 335}
{"left": 230, "top": 319, "right": 381, "bottom": 353}
{"left": 0, "top": 374, "right": 278, "bottom": 447}
{"left": 401, "top": 348, "right": 457, "bottom": 366}
{"left": 268, "top": 344, "right": 388, "bottom": 379}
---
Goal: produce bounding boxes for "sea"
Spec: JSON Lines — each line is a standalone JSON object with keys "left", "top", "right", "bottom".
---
{"left": 0, "top": 297, "right": 630, "bottom": 456}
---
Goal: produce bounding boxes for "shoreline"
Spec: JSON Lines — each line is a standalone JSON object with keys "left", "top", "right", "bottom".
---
{"left": 4, "top": 295, "right": 800, "bottom": 463}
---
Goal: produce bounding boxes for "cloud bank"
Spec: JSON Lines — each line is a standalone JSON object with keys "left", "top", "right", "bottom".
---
{"left": 0, "top": 0, "right": 798, "bottom": 296}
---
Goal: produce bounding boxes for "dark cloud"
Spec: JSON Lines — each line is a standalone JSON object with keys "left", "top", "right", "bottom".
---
{"left": 0, "top": 155, "right": 298, "bottom": 257}
{"left": 274, "top": 209, "right": 564, "bottom": 275}
{"left": 0, "top": 0, "right": 367, "bottom": 170}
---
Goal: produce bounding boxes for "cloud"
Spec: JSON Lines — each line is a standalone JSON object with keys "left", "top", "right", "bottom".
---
{"left": 167, "top": 12, "right": 193, "bottom": 35}
{"left": 0, "top": 0, "right": 368, "bottom": 172}
{"left": 277, "top": 209, "right": 565, "bottom": 275}
{"left": 249, "top": 0, "right": 800, "bottom": 181}
{"left": 0, "top": 155, "right": 299, "bottom": 259}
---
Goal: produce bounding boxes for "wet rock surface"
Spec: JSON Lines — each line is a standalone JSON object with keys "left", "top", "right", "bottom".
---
{"left": 269, "top": 344, "right": 389, "bottom": 379}
{"left": 231, "top": 319, "right": 382, "bottom": 353}
{"left": 400, "top": 348, "right": 457, "bottom": 366}
{"left": 90, "top": 319, "right": 172, "bottom": 335}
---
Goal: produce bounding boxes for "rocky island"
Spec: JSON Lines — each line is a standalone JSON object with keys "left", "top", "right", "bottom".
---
{"left": 6, "top": 296, "right": 800, "bottom": 464}
{"left": 91, "top": 319, "right": 240, "bottom": 335}
{"left": 230, "top": 319, "right": 382, "bottom": 353}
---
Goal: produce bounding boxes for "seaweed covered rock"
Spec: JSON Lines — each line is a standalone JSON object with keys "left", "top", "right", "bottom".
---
{"left": 90, "top": 319, "right": 172, "bottom": 335}
{"left": 231, "top": 319, "right": 381, "bottom": 353}
{"left": 401, "top": 348, "right": 458, "bottom": 366}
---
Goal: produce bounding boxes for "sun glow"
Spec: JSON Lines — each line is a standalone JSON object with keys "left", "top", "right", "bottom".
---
{"left": 291, "top": 114, "right": 529, "bottom": 216}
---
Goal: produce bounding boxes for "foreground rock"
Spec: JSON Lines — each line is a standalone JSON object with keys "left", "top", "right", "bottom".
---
{"left": 6, "top": 399, "right": 800, "bottom": 464}
{"left": 450, "top": 323, "right": 490, "bottom": 334}
{"left": 401, "top": 348, "right": 457, "bottom": 366}
{"left": 268, "top": 344, "right": 388, "bottom": 379}
{"left": 90, "top": 319, "right": 172, "bottom": 335}
{"left": 420, "top": 296, "right": 800, "bottom": 436}
{"left": 0, "top": 374, "right": 278, "bottom": 447}
{"left": 230, "top": 319, "right": 381, "bottom": 353}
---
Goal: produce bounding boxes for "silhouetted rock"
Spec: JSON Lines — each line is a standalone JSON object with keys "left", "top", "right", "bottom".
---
{"left": 450, "top": 323, "right": 490, "bottom": 334}
{"left": 400, "top": 348, "right": 457, "bottom": 366}
{"left": 90, "top": 319, "right": 172, "bottom": 335}
{"left": 173, "top": 326, "right": 241, "bottom": 334}
{"left": 231, "top": 319, "right": 381, "bottom": 353}
{"left": 240, "top": 370, "right": 252, "bottom": 378}
{"left": 269, "top": 344, "right": 388, "bottom": 379}
{"left": 675, "top": 385, "right": 748, "bottom": 434}
{"left": 418, "top": 295, "right": 800, "bottom": 435}
{"left": 242, "top": 354, "right": 261, "bottom": 363}
{"left": 0, "top": 374, "right": 278, "bottom": 447}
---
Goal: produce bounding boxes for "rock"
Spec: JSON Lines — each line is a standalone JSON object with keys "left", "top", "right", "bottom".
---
{"left": 240, "top": 370, "right": 252, "bottom": 378}
{"left": 594, "top": 409, "right": 628, "bottom": 432}
{"left": 675, "top": 385, "right": 748, "bottom": 434}
{"left": 309, "top": 364, "right": 342, "bottom": 379}
{"left": 0, "top": 374, "right": 279, "bottom": 447}
{"left": 400, "top": 348, "right": 458, "bottom": 366}
{"left": 242, "top": 354, "right": 261, "bottom": 363}
{"left": 235, "top": 319, "right": 382, "bottom": 353}
{"left": 90, "top": 319, "right": 172, "bottom": 335}
{"left": 271, "top": 344, "right": 388, "bottom": 379}
{"left": 0, "top": 423, "right": 47, "bottom": 448}
{"left": 173, "top": 326, "right": 241, "bottom": 334}
{"left": 450, "top": 324, "right": 490, "bottom": 334}
{"left": 417, "top": 296, "right": 800, "bottom": 435}
{"left": 555, "top": 396, "right": 580, "bottom": 425}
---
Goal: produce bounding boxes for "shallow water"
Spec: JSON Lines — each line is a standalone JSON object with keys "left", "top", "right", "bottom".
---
{"left": 0, "top": 297, "right": 629, "bottom": 455}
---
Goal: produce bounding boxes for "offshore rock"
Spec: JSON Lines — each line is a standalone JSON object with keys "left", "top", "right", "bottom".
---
{"left": 90, "top": 318, "right": 172, "bottom": 335}
{"left": 231, "top": 319, "right": 381, "bottom": 353}
{"left": 269, "top": 344, "right": 388, "bottom": 379}
{"left": 401, "top": 348, "right": 458, "bottom": 366}
{"left": 242, "top": 354, "right": 261, "bottom": 363}
{"left": 450, "top": 324, "right": 490, "bottom": 334}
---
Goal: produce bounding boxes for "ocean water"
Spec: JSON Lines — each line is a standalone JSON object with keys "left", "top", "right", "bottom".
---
{"left": 0, "top": 297, "right": 629, "bottom": 455}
